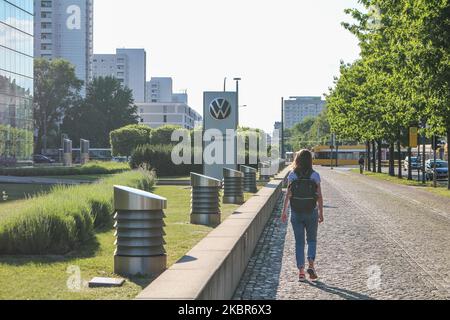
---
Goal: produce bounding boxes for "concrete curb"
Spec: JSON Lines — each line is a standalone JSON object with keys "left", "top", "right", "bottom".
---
{"left": 136, "top": 167, "right": 290, "bottom": 300}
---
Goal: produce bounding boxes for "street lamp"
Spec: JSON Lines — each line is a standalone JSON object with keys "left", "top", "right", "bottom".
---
{"left": 233, "top": 78, "right": 241, "bottom": 125}
{"left": 234, "top": 78, "right": 242, "bottom": 166}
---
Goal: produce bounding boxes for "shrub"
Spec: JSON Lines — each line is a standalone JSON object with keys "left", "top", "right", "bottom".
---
{"left": 0, "top": 161, "right": 130, "bottom": 177}
{"left": 130, "top": 144, "right": 202, "bottom": 177}
{"left": 110, "top": 124, "right": 152, "bottom": 157}
{"left": 0, "top": 170, "right": 155, "bottom": 255}
{"left": 150, "top": 125, "right": 187, "bottom": 145}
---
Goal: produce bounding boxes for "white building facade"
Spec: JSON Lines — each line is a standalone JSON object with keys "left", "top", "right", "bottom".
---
{"left": 283, "top": 96, "right": 326, "bottom": 129}
{"left": 34, "top": 0, "right": 94, "bottom": 90}
{"left": 136, "top": 102, "right": 202, "bottom": 130}
{"left": 92, "top": 48, "right": 146, "bottom": 102}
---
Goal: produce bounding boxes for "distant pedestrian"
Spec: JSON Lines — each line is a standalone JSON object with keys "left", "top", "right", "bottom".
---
{"left": 282, "top": 149, "right": 324, "bottom": 282}
{"left": 359, "top": 157, "right": 365, "bottom": 174}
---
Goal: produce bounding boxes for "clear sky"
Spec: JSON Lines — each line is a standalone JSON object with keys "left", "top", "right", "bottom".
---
{"left": 94, "top": 0, "right": 363, "bottom": 133}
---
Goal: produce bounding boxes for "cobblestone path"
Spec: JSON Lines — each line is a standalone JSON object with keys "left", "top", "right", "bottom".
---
{"left": 234, "top": 167, "right": 450, "bottom": 300}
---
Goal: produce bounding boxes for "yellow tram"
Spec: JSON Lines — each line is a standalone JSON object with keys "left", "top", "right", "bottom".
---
{"left": 312, "top": 145, "right": 366, "bottom": 166}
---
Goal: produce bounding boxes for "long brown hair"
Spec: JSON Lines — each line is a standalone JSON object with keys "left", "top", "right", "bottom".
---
{"left": 292, "top": 149, "right": 313, "bottom": 177}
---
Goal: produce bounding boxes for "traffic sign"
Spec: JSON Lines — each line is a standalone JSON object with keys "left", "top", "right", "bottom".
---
{"left": 409, "top": 127, "right": 418, "bottom": 148}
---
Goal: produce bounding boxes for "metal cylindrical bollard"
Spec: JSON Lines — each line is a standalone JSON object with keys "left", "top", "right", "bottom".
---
{"left": 240, "top": 165, "right": 258, "bottom": 193}
{"left": 113, "top": 185, "right": 167, "bottom": 277}
{"left": 259, "top": 161, "right": 271, "bottom": 181}
{"left": 190, "top": 173, "right": 222, "bottom": 227}
{"left": 80, "top": 139, "right": 90, "bottom": 165}
{"left": 63, "top": 139, "right": 72, "bottom": 167}
{"left": 223, "top": 168, "right": 244, "bottom": 205}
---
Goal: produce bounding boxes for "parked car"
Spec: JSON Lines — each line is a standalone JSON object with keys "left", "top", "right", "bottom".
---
{"left": 425, "top": 159, "right": 448, "bottom": 181}
{"left": 404, "top": 156, "right": 421, "bottom": 171}
{"left": 33, "top": 154, "right": 56, "bottom": 164}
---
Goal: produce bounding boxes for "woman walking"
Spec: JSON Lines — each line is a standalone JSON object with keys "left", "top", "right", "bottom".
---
{"left": 282, "top": 149, "right": 324, "bottom": 281}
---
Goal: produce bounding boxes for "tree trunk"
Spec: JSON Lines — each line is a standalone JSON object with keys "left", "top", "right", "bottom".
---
{"left": 377, "top": 140, "right": 382, "bottom": 173}
{"left": 367, "top": 141, "right": 371, "bottom": 171}
{"left": 34, "top": 126, "right": 43, "bottom": 154}
{"left": 397, "top": 138, "right": 403, "bottom": 179}
{"left": 389, "top": 143, "right": 395, "bottom": 176}
{"left": 372, "top": 140, "right": 377, "bottom": 173}
{"left": 407, "top": 147, "right": 412, "bottom": 180}
{"left": 447, "top": 129, "right": 450, "bottom": 190}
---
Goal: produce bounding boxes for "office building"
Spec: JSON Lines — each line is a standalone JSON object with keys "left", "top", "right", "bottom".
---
{"left": 1, "top": 0, "right": 34, "bottom": 163}
{"left": 283, "top": 96, "right": 326, "bottom": 129}
{"left": 93, "top": 48, "right": 146, "bottom": 102}
{"left": 34, "top": 0, "right": 94, "bottom": 90}
{"left": 274, "top": 122, "right": 282, "bottom": 131}
{"left": 136, "top": 102, "right": 202, "bottom": 130}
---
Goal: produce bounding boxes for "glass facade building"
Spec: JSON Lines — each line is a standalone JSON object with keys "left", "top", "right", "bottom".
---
{"left": 0, "top": 0, "right": 34, "bottom": 164}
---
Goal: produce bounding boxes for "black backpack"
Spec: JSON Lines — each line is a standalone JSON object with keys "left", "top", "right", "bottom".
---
{"left": 289, "top": 170, "right": 318, "bottom": 214}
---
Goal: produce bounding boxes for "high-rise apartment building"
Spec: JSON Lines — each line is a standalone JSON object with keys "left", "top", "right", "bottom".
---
{"left": 146, "top": 77, "right": 173, "bottom": 103}
{"left": 283, "top": 96, "right": 326, "bottom": 129}
{"left": 93, "top": 48, "right": 146, "bottom": 102}
{"left": 146, "top": 77, "right": 189, "bottom": 105}
{"left": 1, "top": 0, "right": 34, "bottom": 163}
{"left": 34, "top": 0, "right": 94, "bottom": 89}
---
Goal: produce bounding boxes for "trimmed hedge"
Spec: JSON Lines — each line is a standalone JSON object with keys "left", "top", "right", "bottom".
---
{"left": 0, "top": 161, "right": 130, "bottom": 177}
{"left": 0, "top": 168, "right": 155, "bottom": 255}
{"left": 110, "top": 124, "right": 152, "bottom": 157}
{"left": 130, "top": 144, "right": 202, "bottom": 177}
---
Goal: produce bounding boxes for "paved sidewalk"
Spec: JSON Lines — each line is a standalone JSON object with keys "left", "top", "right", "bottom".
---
{"left": 234, "top": 167, "right": 450, "bottom": 300}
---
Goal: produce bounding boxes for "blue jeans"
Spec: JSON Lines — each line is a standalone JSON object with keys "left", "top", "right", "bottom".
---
{"left": 290, "top": 209, "right": 319, "bottom": 269}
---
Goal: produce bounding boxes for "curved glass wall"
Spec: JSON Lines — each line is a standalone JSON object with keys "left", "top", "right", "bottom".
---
{"left": 0, "top": 0, "right": 33, "bottom": 165}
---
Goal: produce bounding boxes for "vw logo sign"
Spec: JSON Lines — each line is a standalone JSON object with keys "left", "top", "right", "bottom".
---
{"left": 209, "top": 98, "right": 232, "bottom": 120}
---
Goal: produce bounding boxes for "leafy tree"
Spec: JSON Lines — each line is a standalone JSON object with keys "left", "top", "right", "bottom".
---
{"left": 328, "top": 0, "right": 449, "bottom": 184}
{"left": 61, "top": 76, "right": 138, "bottom": 147}
{"left": 33, "top": 58, "right": 83, "bottom": 153}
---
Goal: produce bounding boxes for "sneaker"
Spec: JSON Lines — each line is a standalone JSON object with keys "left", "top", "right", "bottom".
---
{"left": 307, "top": 268, "right": 319, "bottom": 282}
{"left": 299, "top": 271, "right": 306, "bottom": 282}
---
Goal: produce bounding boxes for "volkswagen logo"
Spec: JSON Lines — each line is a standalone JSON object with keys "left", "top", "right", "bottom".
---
{"left": 209, "top": 98, "right": 232, "bottom": 120}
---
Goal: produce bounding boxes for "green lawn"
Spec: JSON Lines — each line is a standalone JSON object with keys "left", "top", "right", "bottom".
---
{"left": 0, "top": 185, "right": 257, "bottom": 300}
{"left": 352, "top": 169, "right": 450, "bottom": 199}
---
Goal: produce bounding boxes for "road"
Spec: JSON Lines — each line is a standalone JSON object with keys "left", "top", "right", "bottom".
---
{"left": 234, "top": 167, "right": 450, "bottom": 300}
